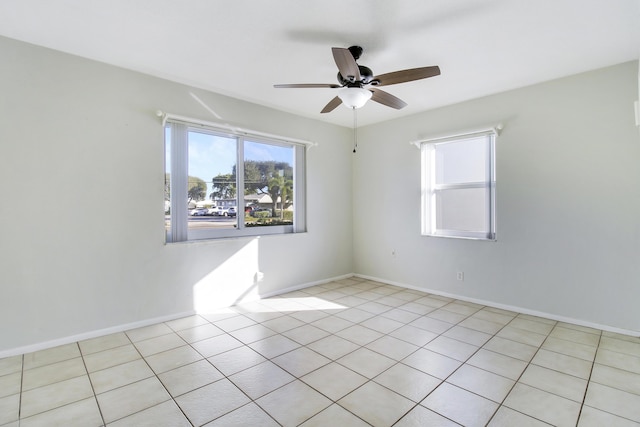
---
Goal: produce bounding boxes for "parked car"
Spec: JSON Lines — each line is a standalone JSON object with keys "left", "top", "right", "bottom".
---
{"left": 190, "top": 207, "right": 207, "bottom": 216}
{"left": 220, "top": 206, "right": 237, "bottom": 217}
{"left": 207, "top": 206, "right": 223, "bottom": 216}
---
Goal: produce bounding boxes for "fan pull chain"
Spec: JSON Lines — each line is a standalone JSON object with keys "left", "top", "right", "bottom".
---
{"left": 352, "top": 106, "right": 358, "bottom": 153}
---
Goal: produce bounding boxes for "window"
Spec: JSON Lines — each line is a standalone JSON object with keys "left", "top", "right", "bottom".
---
{"left": 421, "top": 129, "right": 496, "bottom": 240}
{"left": 164, "top": 119, "right": 307, "bottom": 242}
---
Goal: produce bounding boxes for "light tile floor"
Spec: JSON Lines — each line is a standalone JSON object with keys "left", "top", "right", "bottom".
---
{"left": 2, "top": 277, "right": 640, "bottom": 426}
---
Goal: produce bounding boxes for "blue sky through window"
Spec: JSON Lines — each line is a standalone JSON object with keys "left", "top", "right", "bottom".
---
{"left": 166, "top": 131, "right": 292, "bottom": 200}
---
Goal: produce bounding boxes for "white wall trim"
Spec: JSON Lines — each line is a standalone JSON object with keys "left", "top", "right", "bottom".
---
{"left": 258, "top": 273, "right": 355, "bottom": 299}
{"left": 0, "top": 310, "right": 196, "bottom": 359}
{"left": 354, "top": 274, "right": 640, "bottom": 338}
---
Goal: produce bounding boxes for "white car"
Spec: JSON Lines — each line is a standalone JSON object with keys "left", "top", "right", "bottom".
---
{"left": 190, "top": 207, "right": 208, "bottom": 216}
{"left": 205, "top": 206, "right": 221, "bottom": 216}
{"left": 219, "top": 206, "right": 237, "bottom": 217}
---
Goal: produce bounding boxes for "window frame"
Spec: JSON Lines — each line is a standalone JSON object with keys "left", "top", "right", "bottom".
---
{"left": 420, "top": 129, "right": 497, "bottom": 241}
{"left": 164, "top": 117, "right": 308, "bottom": 243}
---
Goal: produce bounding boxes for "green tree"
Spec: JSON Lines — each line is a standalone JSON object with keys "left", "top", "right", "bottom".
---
{"left": 281, "top": 177, "right": 293, "bottom": 217}
{"left": 267, "top": 172, "right": 294, "bottom": 219}
{"left": 211, "top": 173, "right": 236, "bottom": 200}
{"left": 243, "top": 161, "right": 264, "bottom": 195}
{"left": 165, "top": 174, "right": 207, "bottom": 204}
{"left": 240, "top": 160, "right": 292, "bottom": 216}
{"left": 215, "top": 161, "right": 293, "bottom": 216}
{"left": 187, "top": 176, "right": 207, "bottom": 202}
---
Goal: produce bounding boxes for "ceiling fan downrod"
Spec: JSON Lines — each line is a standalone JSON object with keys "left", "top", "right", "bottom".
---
{"left": 352, "top": 106, "right": 358, "bottom": 153}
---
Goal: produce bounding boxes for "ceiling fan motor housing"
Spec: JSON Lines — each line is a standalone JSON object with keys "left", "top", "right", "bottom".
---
{"left": 337, "top": 65, "right": 374, "bottom": 86}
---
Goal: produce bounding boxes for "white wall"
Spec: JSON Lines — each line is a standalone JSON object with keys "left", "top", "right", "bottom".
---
{"left": 0, "top": 36, "right": 353, "bottom": 354}
{"left": 353, "top": 61, "right": 640, "bottom": 333}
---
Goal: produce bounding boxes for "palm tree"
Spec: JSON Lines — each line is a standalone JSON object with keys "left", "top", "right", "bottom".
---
{"left": 268, "top": 171, "right": 293, "bottom": 219}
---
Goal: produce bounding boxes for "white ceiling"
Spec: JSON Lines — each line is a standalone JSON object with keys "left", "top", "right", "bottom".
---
{"left": 1, "top": 0, "right": 639, "bottom": 127}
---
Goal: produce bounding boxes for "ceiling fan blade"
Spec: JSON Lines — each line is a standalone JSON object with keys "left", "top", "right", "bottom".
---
{"left": 274, "top": 83, "right": 342, "bottom": 88}
{"left": 370, "top": 88, "right": 407, "bottom": 109}
{"left": 373, "top": 66, "right": 441, "bottom": 86}
{"left": 320, "top": 96, "right": 342, "bottom": 113}
{"left": 332, "top": 47, "right": 361, "bottom": 82}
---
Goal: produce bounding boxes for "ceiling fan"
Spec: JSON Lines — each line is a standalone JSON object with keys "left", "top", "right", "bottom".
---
{"left": 274, "top": 46, "right": 441, "bottom": 113}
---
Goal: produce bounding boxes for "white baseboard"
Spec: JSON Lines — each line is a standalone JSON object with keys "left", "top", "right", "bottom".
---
{"left": 354, "top": 273, "right": 640, "bottom": 338}
{"left": 0, "top": 310, "right": 196, "bottom": 359}
{"left": 258, "top": 273, "right": 355, "bottom": 299}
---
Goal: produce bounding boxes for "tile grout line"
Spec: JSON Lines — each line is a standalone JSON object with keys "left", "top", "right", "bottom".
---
{"left": 205, "top": 335, "right": 285, "bottom": 427}
{"left": 289, "top": 291, "right": 403, "bottom": 425}
{"left": 218, "top": 285, "right": 423, "bottom": 426}
{"left": 482, "top": 316, "right": 558, "bottom": 426}
{"left": 420, "top": 308, "right": 536, "bottom": 426}
{"left": 485, "top": 320, "right": 610, "bottom": 425}
{"left": 129, "top": 326, "right": 196, "bottom": 427}
{"left": 316, "top": 290, "right": 488, "bottom": 426}
{"left": 388, "top": 301, "right": 488, "bottom": 427}
{"left": 380, "top": 300, "right": 535, "bottom": 425}
{"left": 77, "top": 341, "right": 108, "bottom": 427}
{"left": 574, "top": 331, "right": 602, "bottom": 427}
{"left": 85, "top": 329, "right": 192, "bottom": 426}
{"left": 290, "top": 285, "right": 534, "bottom": 425}
{"left": 218, "top": 310, "right": 359, "bottom": 426}
{"left": 18, "top": 353, "right": 24, "bottom": 426}
{"left": 168, "top": 315, "right": 284, "bottom": 426}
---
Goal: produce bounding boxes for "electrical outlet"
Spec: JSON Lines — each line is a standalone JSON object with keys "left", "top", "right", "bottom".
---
{"left": 457, "top": 272, "right": 464, "bottom": 281}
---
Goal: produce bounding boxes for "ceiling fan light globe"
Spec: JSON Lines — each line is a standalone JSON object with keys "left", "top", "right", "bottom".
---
{"left": 338, "top": 87, "right": 372, "bottom": 109}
